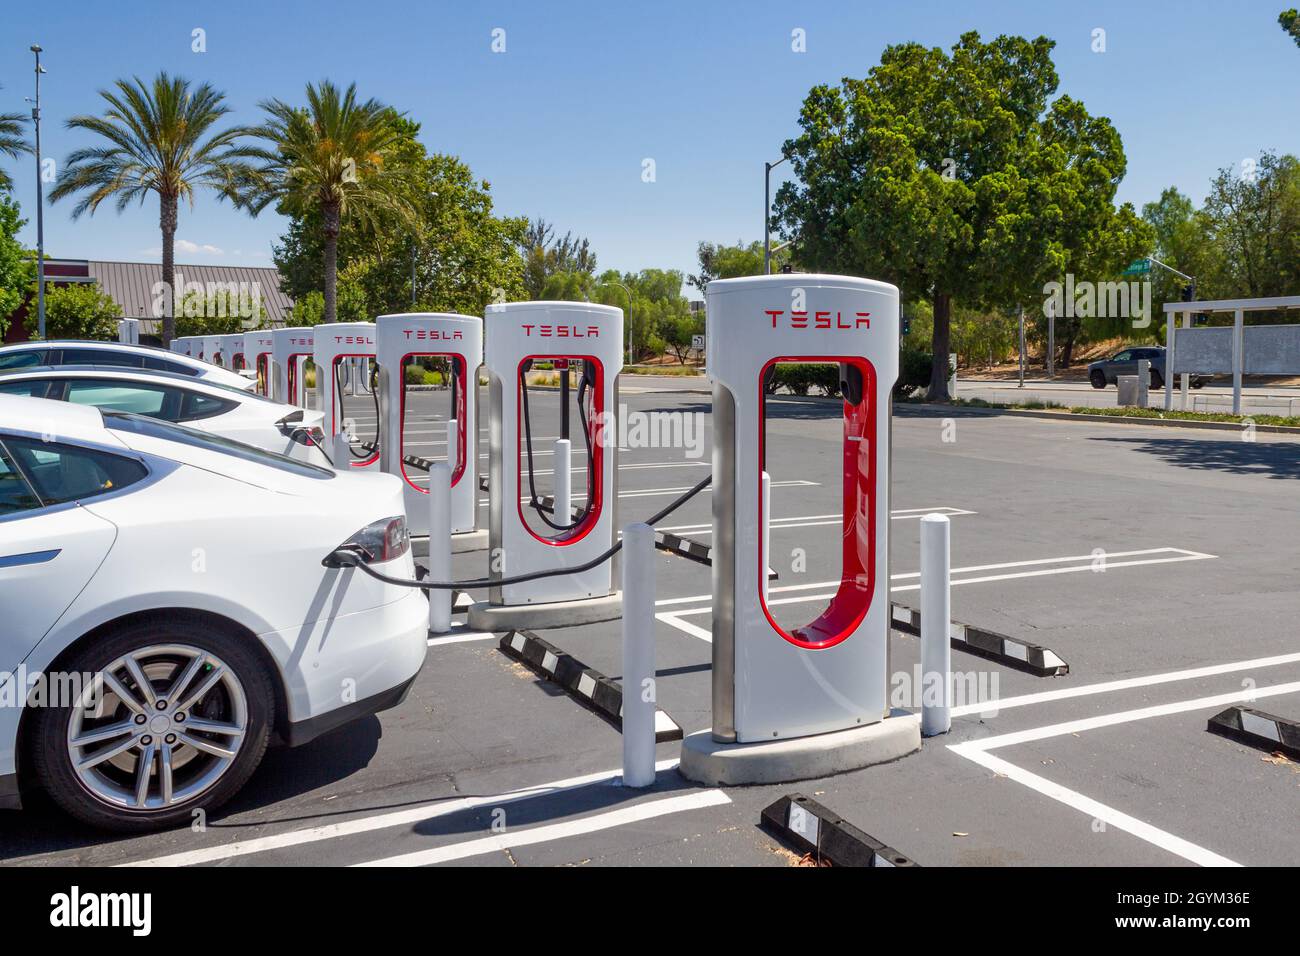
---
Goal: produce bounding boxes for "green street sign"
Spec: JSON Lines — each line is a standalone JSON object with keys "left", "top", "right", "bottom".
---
{"left": 1122, "top": 258, "right": 1152, "bottom": 276}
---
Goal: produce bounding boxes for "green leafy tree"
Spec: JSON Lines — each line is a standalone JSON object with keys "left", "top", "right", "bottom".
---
{"left": 29, "top": 281, "right": 121, "bottom": 340}
{"left": 522, "top": 218, "right": 597, "bottom": 299}
{"left": 1281, "top": 9, "right": 1300, "bottom": 47}
{"left": 0, "top": 85, "right": 32, "bottom": 191}
{"left": 774, "top": 32, "right": 1136, "bottom": 397}
{"left": 687, "top": 239, "right": 789, "bottom": 292}
{"left": 174, "top": 286, "right": 268, "bottom": 336}
{"left": 1200, "top": 152, "right": 1300, "bottom": 298}
{"left": 48, "top": 73, "right": 259, "bottom": 345}
{"left": 270, "top": 116, "right": 523, "bottom": 317}
{"left": 246, "top": 81, "right": 417, "bottom": 326}
{"left": 0, "top": 193, "right": 31, "bottom": 335}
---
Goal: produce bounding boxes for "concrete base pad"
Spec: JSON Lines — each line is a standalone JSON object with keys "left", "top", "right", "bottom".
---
{"left": 412, "top": 530, "right": 489, "bottom": 558}
{"left": 679, "top": 711, "right": 921, "bottom": 786}
{"left": 467, "top": 592, "right": 623, "bottom": 631}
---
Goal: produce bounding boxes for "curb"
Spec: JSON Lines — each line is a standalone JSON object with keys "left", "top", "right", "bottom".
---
{"left": 498, "top": 630, "right": 683, "bottom": 742}
{"left": 1207, "top": 705, "right": 1300, "bottom": 760}
{"left": 655, "top": 530, "right": 778, "bottom": 580}
{"left": 912, "top": 404, "right": 1300, "bottom": 435}
{"left": 890, "top": 603, "right": 1068, "bottom": 677}
{"left": 760, "top": 793, "right": 919, "bottom": 867}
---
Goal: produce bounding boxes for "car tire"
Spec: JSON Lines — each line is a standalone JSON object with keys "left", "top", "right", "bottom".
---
{"left": 1149, "top": 370, "right": 1164, "bottom": 390}
{"left": 1089, "top": 370, "right": 1107, "bottom": 389}
{"left": 29, "top": 619, "right": 273, "bottom": 833}
{"left": 1191, "top": 379, "right": 1205, "bottom": 389}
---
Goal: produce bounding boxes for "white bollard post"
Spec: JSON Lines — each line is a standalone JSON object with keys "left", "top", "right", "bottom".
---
{"left": 761, "top": 470, "right": 771, "bottom": 600}
{"left": 553, "top": 437, "right": 572, "bottom": 523}
{"left": 621, "top": 522, "right": 656, "bottom": 788}
{"left": 446, "top": 418, "right": 459, "bottom": 474}
{"left": 332, "top": 429, "right": 351, "bottom": 471}
{"left": 427, "top": 463, "right": 453, "bottom": 634}
{"left": 920, "top": 513, "right": 951, "bottom": 737}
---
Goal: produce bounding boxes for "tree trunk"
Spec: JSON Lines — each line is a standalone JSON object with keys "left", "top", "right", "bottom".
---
{"left": 160, "top": 193, "right": 178, "bottom": 345}
{"left": 1060, "top": 336, "right": 1075, "bottom": 369}
{"left": 322, "top": 200, "right": 341, "bottom": 324}
{"left": 927, "top": 291, "right": 952, "bottom": 401}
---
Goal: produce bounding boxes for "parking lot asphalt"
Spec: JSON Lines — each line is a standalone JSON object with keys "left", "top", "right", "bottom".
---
{"left": 3, "top": 382, "right": 1298, "bottom": 867}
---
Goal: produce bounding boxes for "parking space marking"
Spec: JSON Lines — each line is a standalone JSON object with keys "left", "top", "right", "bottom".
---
{"left": 948, "top": 680, "right": 1300, "bottom": 867}
{"left": 117, "top": 759, "right": 683, "bottom": 867}
{"left": 352, "top": 789, "right": 732, "bottom": 867}
{"left": 657, "top": 506, "right": 977, "bottom": 536}
{"left": 473, "top": 479, "right": 818, "bottom": 504}
{"left": 427, "top": 630, "right": 497, "bottom": 646}
{"left": 653, "top": 549, "right": 1217, "bottom": 642}
{"left": 950, "top": 651, "right": 1300, "bottom": 717}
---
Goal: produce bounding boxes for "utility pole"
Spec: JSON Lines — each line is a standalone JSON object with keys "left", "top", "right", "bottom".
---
{"left": 30, "top": 45, "right": 47, "bottom": 340}
{"left": 763, "top": 155, "right": 787, "bottom": 274}
{"left": 1046, "top": 295, "right": 1055, "bottom": 379}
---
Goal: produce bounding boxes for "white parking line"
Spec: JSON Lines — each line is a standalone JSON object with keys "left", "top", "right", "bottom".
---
{"left": 654, "top": 548, "right": 1215, "bottom": 614}
{"left": 352, "top": 789, "right": 732, "bottom": 867}
{"left": 472, "top": 479, "right": 819, "bottom": 504}
{"left": 948, "top": 680, "right": 1300, "bottom": 867}
{"left": 117, "top": 759, "right": 683, "bottom": 867}
{"left": 657, "top": 506, "right": 976, "bottom": 536}
{"left": 951, "top": 651, "right": 1300, "bottom": 717}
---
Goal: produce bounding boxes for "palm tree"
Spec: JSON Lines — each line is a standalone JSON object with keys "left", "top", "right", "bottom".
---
{"left": 244, "top": 80, "right": 416, "bottom": 324}
{"left": 0, "top": 85, "right": 32, "bottom": 190}
{"left": 48, "top": 73, "right": 260, "bottom": 344}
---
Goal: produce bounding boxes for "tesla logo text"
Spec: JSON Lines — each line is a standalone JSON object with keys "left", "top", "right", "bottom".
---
{"left": 521, "top": 325, "right": 600, "bottom": 337}
{"left": 289, "top": 337, "right": 313, "bottom": 346}
{"left": 402, "top": 329, "right": 463, "bottom": 340}
{"left": 331, "top": 335, "right": 374, "bottom": 345}
{"left": 764, "top": 310, "right": 870, "bottom": 329}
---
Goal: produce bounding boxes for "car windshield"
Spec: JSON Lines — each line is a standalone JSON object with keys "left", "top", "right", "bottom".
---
{"left": 102, "top": 411, "right": 334, "bottom": 479}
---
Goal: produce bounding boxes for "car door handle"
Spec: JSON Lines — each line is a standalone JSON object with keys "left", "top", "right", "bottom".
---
{"left": 0, "top": 549, "right": 61, "bottom": 569}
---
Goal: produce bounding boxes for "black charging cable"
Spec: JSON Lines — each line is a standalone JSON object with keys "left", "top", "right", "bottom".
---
{"left": 328, "top": 472, "right": 712, "bottom": 590}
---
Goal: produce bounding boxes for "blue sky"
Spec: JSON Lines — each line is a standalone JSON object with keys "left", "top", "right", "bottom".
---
{"left": 1, "top": 0, "right": 1296, "bottom": 289}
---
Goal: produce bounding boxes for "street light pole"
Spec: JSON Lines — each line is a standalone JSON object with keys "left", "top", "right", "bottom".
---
{"left": 763, "top": 155, "right": 787, "bottom": 274}
{"left": 30, "top": 45, "right": 46, "bottom": 340}
{"left": 606, "top": 280, "right": 632, "bottom": 365}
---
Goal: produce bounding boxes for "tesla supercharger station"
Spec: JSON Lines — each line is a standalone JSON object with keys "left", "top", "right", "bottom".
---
{"left": 244, "top": 331, "right": 275, "bottom": 396}
{"left": 217, "top": 333, "right": 246, "bottom": 371}
{"left": 201, "top": 335, "right": 224, "bottom": 365}
{"left": 314, "top": 322, "right": 380, "bottom": 472}
{"left": 681, "top": 274, "right": 919, "bottom": 785}
{"left": 467, "top": 301, "right": 623, "bottom": 630}
{"left": 376, "top": 313, "right": 483, "bottom": 544}
{"left": 117, "top": 318, "right": 140, "bottom": 344}
{"left": 170, "top": 337, "right": 192, "bottom": 356}
{"left": 271, "top": 327, "right": 315, "bottom": 407}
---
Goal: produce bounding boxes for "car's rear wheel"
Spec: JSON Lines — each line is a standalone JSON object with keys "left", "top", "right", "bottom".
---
{"left": 1149, "top": 370, "right": 1164, "bottom": 390}
{"left": 30, "top": 620, "right": 272, "bottom": 832}
{"left": 1089, "top": 370, "right": 1107, "bottom": 389}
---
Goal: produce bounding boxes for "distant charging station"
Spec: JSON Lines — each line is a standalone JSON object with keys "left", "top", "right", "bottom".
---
{"left": 217, "top": 333, "right": 246, "bottom": 371}
{"left": 314, "top": 322, "right": 380, "bottom": 471}
{"left": 201, "top": 335, "right": 224, "bottom": 365}
{"left": 376, "top": 312, "right": 483, "bottom": 541}
{"left": 243, "top": 331, "right": 275, "bottom": 396}
{"left": 171, "top": 337, "right": 195, "bottom": 357}
{"left": 468, "top": 301, "right": 623, "bottom": 629}
{"left": 271, "top": 327, "right": 315, "bottom": 407}
{"left": 681, "top": 274, "right": 919, "bottom": 784}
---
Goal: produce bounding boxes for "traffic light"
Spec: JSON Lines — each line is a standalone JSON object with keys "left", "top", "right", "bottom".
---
{"left": 901, "top": 314, "right": 912, "bottom": 336}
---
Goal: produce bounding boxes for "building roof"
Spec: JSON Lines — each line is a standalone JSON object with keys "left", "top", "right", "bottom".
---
{"left": 83, "top": 260, "right": 294, "bottom": 326}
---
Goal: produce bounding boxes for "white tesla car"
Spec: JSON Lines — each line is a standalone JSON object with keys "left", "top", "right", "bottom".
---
{"left": 0, "top": 366, "right": 331, "bottom": 467}
{"left": 0, "top": 395, "right": 428, "bottom": 831}
{"left": 0, "top": 340, "right": 253, "bottom": 391}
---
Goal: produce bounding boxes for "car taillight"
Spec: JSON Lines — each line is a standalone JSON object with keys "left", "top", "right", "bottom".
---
{"left": 336, "top": 516, "right": 410, "bottom": 564}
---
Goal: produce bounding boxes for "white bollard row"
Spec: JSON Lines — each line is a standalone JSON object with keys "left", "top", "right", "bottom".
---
{"left": 427, "top": 462, "right": 453, "bottom": 634}
{"left": 553, "top": 438, "right": 571, "bottom": 524}
{"left": 621, "top": 522, "right": 656, "bottom": 788}
{"left": 920, "top": 513, "right": 951, "bottom": 737}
